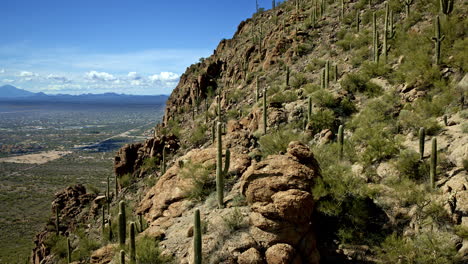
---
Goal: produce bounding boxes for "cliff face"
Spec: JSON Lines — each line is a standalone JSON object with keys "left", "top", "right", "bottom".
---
{"left": 32, "top": 0, "right": 468, "bottom": 263}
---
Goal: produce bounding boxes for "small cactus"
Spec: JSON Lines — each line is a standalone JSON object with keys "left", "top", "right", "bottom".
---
{"left": 194, "top": 209, "right": 202, "bottom": 264}
{"left": 419, "top": 127, "right": 425, "bottom": 160}
{"left": 67, "top": 237, "right": 72, "bottom": 263}
{"left": 338, "top": 125, "right": 344, "bottom": 159}
{"left": 432, "top": 15, "right": 445, "bottom": 65}
{"left": 443, "top": 115, "right": 448, "bottom": 126}
{"left": 216, "top": 122, "right": 224, "bottom": 208}
{"left": 129, "top": 222, "right": 136, "bottom": 263}
{"left": 263, "top": 88, "right": 267, "bottom": 135}
{"left": 430, "top": 137, "right": 437, "bottom": 189}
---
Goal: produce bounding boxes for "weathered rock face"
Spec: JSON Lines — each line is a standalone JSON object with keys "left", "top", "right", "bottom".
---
{"left": 113, "top": 134, "right": 179, "bottom": 178}
{"left": 239, "top": 141, "right": 321, "bottom": 264}
{"left": 32, "top": 185, "right": 95, "bottom": 264}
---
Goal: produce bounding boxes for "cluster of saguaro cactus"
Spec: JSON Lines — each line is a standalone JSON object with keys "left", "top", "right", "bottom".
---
{"left": 118, "top": 201, "right": 126, "bottom": 246}
{"left": 338, "top": 125, "right": 344, "bottom": 159}
{"left": 263, "top": 88, "right": 268, "bottom": 135}
{"left": 432, "top": 15, "right": 445, "bottom": 65}
{"left": 216, "top": 122, "right": 224, "bottom": 208}
{"left": 129, "top": 222, "right": 136, "bottom": 263}
{"left": 440, "top": 0, "right": 454, "bottom": 16}
{"left": 430, "top": 138, "right": 437, "bottom": 189}
{"left": 194, "top": 209, "right": 202, "bottom": 264}
{"left": 419, "top": 127, "right": 425, "bottom": 160}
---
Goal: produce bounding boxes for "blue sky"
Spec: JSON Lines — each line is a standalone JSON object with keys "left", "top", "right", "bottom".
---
{"left": 0, "top": 0, "right": 280, "bottom": 95}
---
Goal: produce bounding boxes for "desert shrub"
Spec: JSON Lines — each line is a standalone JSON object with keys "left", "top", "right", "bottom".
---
{"left": 305, "top": 58, "right": 326, "bottom": 72}
{"left": 296, "top": 43, "right": 314, "bottom": 56}
{"left": 360, "top": 62, "right": 392, "bottom": 79}
{"left": 137, "top": 236, "right": 173, "bottom": 264}
{"left": 302, "top": 83, "right": 321, "bottom": 95}
{"left": 290, "top": 73, "right": 307, "bottom": 89}
{"left": 451, "top": 38, "right": 468, "bottom": 72}
{"left": 310, "top": 90, "right": 337, "bottom": 108}
{"left": 462, "top": 123, "right": 468, "bottom": 134}
{"left": 341, "top": 72, "right": 382, "bottom": 97}
{"left": 454, "top": 225, "right": 468, "bottom": 239}
{"left": 259, "top": 128, "right": 303, "bottom": 157}
{"left": 141, "top": 156, "right": 159, "bottom": 172}
{"left": 72, "top": 228, "right": 101, "bottom": 261}
{"left": 382, "top": 176, "right": 427, "bottom": 207}
{"left": 119, "top": 173, "right": 132, "bottom": 188}
{"left": 376, "top": 231, "right": 459, "bottom": 264}
{"left": 270, "top": 90, "right": 298, "bottom": 104}
{"left": 397, "top": 110, "right": 441, "bottom": 136}
{"left": 307, "top": 109, "right": 336, "bottom": 135}
{"left": 336, "top": 32, "right": 370, "bottom": 51}
{"left": 230, "top": 194, "right": 247, "bottom": 207}
{"left": 230, "top": 88, "right": 247, "bottom": 104}
{"left": 44, "top": 234, "right": 68, "bottom": 258}
{"left": 188, "top": 124, "right": 207, "bottom": 146}
{"left": 463, "top": 159, "right": 468, "bottom": 172}
{"left": 179, "top": 161, "right": 215, "bottom": 201}
{"left": 222, "top": 207, "right": 246, "bottom": 232}
{"left": 162, "top": 118, "right": 181, "bottom": 138}
{"left": 395, "top": 150, "right": 430, "bottom": 182}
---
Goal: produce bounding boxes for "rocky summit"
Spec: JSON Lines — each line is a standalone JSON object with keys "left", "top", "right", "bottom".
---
{"left": 31, "top": 0, "right": 467, "bottom": 263}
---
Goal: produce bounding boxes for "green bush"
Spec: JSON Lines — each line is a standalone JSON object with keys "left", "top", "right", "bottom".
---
{"left": 259, "top": 128, "right": 303, "bottom": 157}
{"left": 141, "top": 157, "right": 160, "bottom": 172}
{"left": 395, "top": 150, "right": 430, "bottom": 182}
{"left": 311, "top": 90, "right": 337, "bottom": 108}
{"left": 290, "top": 73, "right": 307, "bottom": 89}
{"left": 179, "top": 161, "right": 215, "bottom": 201}
{"left": 340, "top": 72, "right": 382, "bottom": 97}
{"left": 307, "top": 109, "right": 336, "bottom": 135}
{"left": 302, "top": 83, "right": 321, "bottom": 95}
{"left": 270, "top": 90, "right": 298, "bottom": 104}
{"left": 188, "top": 124, "right": 207, "bottom": 146}
{"left": 44, "top": 234, "right": 68, "bottom": 258}
{"left": 136, "top": 236, "right": 173, "bottom": 264}
{"left": 72, "top": 228, "right": 101, "bottom": 261}
{"left": 376, "top": 231, "right": 459, "bottom": 264}
{"left": 222, "top": 207, "right": 246, "bottom": 232}
{"left": 119, "top": 173, "right": 132, "bottom": 188}
{"left": 397, "top": 110, "right": 441, "bottom": 136}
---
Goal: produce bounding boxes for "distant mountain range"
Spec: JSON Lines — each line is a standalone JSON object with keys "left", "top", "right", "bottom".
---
{"left": 0, "top": 85, "right": 168, "bottom": 104}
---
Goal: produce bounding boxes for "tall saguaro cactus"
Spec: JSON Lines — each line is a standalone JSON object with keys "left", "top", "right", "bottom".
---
{"left": 67, "top": 237, "right": 72, "bottom": 263}
{"left": 194, "top": 209, "right": 202, "bottom": 264}
{"left": 216, "top": 122, "right": 224, "bottom": 208}
{"left": 120, "top": 250, "right": 125, "bottom": 264}
{"left": 419, "top": 127, "right": 425, "bottom": 160}
{"left": 129, "top": 222, "right": 136, "bottom": 263}
{"left": 432, "top": 16, "right": 445, "bottom": 65}
{"left": 55, "top": 207, "right": 60, "bottom": 235}
{"left": 430, "top": 138, "right": 437, "bottom": 189}
{"left": 255, "top": 76, "right": 260, "bottom": 102}
{"left": 161, "top": 146, "right": 166, "bottom": 174}
{"left": 263, "top": 88, "right": 267, "bottom": 135}
{"left": 286, "top": 66, "right": 290, "bottom": 86}
{"left": 372, "top": 12, "right": 380, "bottom": 63}
{"left": 383, "top": 3, "right": 395, "bottom": 63}
{"left": 324, "top": 60, "right": 330, "bottom": 89}
{"left": 338, "top": 125, "right": 344, "bottom": 159}
{"left": 356, "top": 11, "right": 361, "bottom": 32}
{"left": 118, "top": 201, "right": 126, "bottom": 246}
{"left": 307, "top": 96, "right": 312, "bottom": 124}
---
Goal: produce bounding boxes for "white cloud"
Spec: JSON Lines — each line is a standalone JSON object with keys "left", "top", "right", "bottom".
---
{"left": 19, "top": 71, "right": 38, "bottom": 77}
{"left": 85, "top": 71, "right": 116, "bottom": 82}
{"left": 127, "top": 72, "right": 142, "bottom": 80}
{"left": 47, "top": 74, "right": 70, "bottom": 83}
{"left": 149, "top": 72, "right": 180, "bottom": 82}
{"left": 2, "top": 79, "right": 14, "bottom": 83}
{"left": 0, "top": 69, "right": 5, "bottom": 74}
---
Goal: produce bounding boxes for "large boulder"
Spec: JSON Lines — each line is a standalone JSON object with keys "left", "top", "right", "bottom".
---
{"left": 240, "top": 141, "right": 321, "bottom": 263}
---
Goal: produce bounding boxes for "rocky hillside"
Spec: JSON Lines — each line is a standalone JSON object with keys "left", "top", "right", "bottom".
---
{"left": 31, "top": 0, "right": 467, "bottom": 263}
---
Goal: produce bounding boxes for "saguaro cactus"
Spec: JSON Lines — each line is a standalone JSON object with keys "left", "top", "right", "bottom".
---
{"left": 272, "top": 0, "right": 275, "bottom": 9}
{"left": 340, "top": 0, "right": 344, "bottom": 21}
{"left": 325, "top": 60, "right": 330, "bottom": 89}
{"left": 372, "top": 12, "right": 380, "bottom": 63}
{"left": 216, "top": 122, "right": 224, "bottom": 208}
{"left": 383, "top": 3, "right": 395, "bottom": 63}
{"left": 263, "top": 88, "right": 267, "bottom": 135}
{"left": 67, "top": 237, "right": 72, "bottom": 263}
{"left": 194, "top": 209, "right": 202, "bottom": 264}
{"left": 286, "top": 66, "right": 290, "bottom": 86}
{"left": 115, "top": 174, "right": 119, "bottom": 197}
{"left": 440, "top": 0, "right": 454, "bottom": 16}
{"left": 120, "top": 250, "right": 125, "bottom": 264}
{"left": 356, "top": 11, "right": 361, "bottom": 32}
{"left": 255, "top": 76, "right": 260, "bottom": 102}
{"left": 224, "top": 149, "right": 231, "bottom": 177}
{"left": 338, "top": 125, "right": 344, "bottom": 159}
{"left": 108, "top": 218, "right": 113, "bottom": 241}
{"left": 404, "top": 0, "right": 414, "bottom": 18}
{"left": 118, "top": 201, "right": 126, "bottom": 246}
{"left": 307, "top": 96, "right": 312, "bottom": 124}
{"left": 129, "top": 222, "right": 136, "bottom": 263}
{"left": 161, "top": 146, "right": 166, "bottom": 174}
{"left": 55, "top": 207, "right": 60, "bottom": 235}
{"left": 432, "top": 15, "right": 445, "bottom": 65}
{"left": 430, "top": 137, "right": 437, "bottom": 189}
{"left": 419, "top": 127, "right": 425, "bottom": 160}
